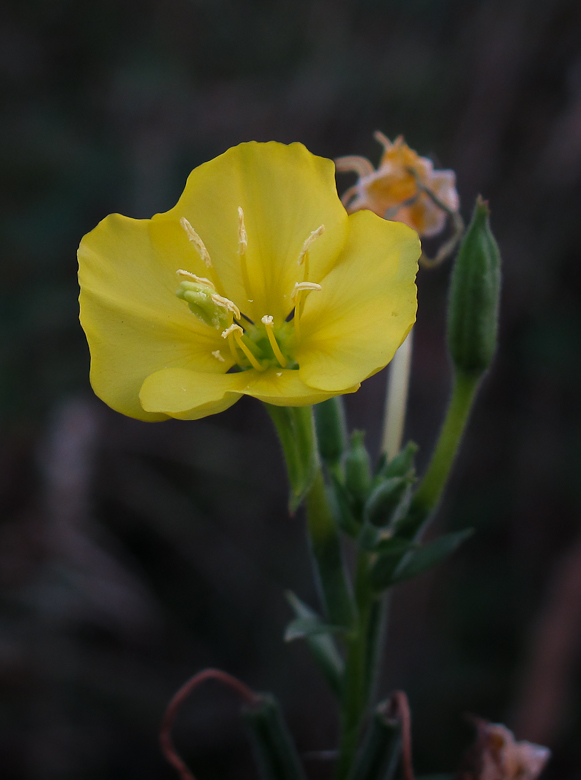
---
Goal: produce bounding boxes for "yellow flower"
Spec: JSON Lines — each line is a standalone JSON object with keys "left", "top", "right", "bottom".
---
{"left": 78, "top": 142, "right": 420, "bottom": 422}
{"left": 336, "top": 132, "right": 459, "bottom": 238}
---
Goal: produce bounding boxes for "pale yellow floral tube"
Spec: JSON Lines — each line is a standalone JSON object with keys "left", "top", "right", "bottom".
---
{"left": 381, "top": 328, "right": 413, "bottom": 460}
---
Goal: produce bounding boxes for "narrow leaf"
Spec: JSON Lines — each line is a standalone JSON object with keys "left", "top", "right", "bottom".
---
{"left": 392, "top": 529, "right": 473, "bottom": 584}
{"left": 285, "top": 591, "right": 344, "bottom": 697}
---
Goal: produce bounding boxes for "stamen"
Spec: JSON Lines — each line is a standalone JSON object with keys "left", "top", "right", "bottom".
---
{"left": 212, "top": 349, "right": 225, "bottom": 363}
{"left": 291, "top": 281, "right": 323, "bottom": 299}
{"left": 261, "top": 315, "right": 288, "bottom": 368}
{"left": 222, "top": 324, "right": 264, "bottom": 372}
{"left": 297, "top": 224, "right": 325, "bottom": 283}
{"left": 180, "top": 218, "right": 212, "bottom": 267}
{"left": 180, "top": 218, "right": 226, "bottom": 296}
{"left": 238, "top": 207, "right": 254, "bottom": 304}
{"left": 291, "top": 281, "right": 322, "bottom": 342}
{"left": 373, "top": 130, "right": 393, "bottom": 152}
{"left": 177, "top": 269, "right": 216, "bottom": 289}
{"left": 335, "top": 156, "right": 375, "bottom": 178}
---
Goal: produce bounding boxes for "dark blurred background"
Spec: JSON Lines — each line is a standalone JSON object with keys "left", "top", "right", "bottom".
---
{"left": 2, "top": 0, "right": 581, "bottom": 778}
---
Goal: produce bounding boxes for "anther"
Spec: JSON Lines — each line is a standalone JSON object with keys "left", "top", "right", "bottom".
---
{"left": 212, "top": 350, "right": 225, "bottom": 363}
{"left": 261, "top": 315, "right": 288, "bottom": 368}
{"left": 291, "top": 281, "right": 322, "bottom": 300}
{"left": 180, "top": 218, "right": 212, "bottom": 268}
{"left": 237, "top": 207, "right": 247, "bottom": 254}
{"left": 177, "top": 269, "right": 215, "bottom": 289}
{"left": 297, "top": 224, "right": 324, "bottom": 286}
{"left": 298, "top": 225, "right": 325, "bottom": 266}
{"left": 211, "top": 293, "right": 241, "bottom": 321}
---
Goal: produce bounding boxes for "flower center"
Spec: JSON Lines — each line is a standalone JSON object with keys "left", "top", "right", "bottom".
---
{"left": 176, "top": 211, "right": 324, "bottom": 371}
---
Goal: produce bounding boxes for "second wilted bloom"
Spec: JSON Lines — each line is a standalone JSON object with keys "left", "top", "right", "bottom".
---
{"left": 336, "top": 132, "right": 459, "bottom": 238}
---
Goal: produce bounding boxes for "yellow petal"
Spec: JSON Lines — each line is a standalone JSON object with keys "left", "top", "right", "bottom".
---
{"left": 78, "top": 214, "right": 229, "bottom": 421}
{"left": 140, "top": 368, "right": 242, "bottom": 420}
{"left": 150, "top": 142, "right": 348, "bottom": 323}
{"left": 140, "top": 365, "right": 357, "bottom": 418}
{"left": 234, "top": 368, "right": 358, "bottom": 406}
{"left": 295, "top": 210, "right": 420, "bottom": 391}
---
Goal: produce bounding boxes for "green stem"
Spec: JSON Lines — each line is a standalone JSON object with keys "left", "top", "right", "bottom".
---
{"left": 400, "top": 369, "right": 480, "bottom": 539}
{"left": 336, "top": 552, "right": 380, "bottom": 780}
{"left": 305, "top": 467, "right": 354, "bottom": 629}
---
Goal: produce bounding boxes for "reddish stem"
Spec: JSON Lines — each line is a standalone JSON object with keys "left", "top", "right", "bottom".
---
{"left": 160, "top": 668, "right": 259, "bottom": 780}
{"left": 388, "top": 690, "right": 415, "bottom": 780}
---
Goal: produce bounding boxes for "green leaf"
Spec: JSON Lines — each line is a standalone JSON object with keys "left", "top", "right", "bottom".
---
{"left": 284, "top": 618, "right": 345, "bottom": 642}
{"left": 285, "top": 591, "right": 344, "bottom": 697}
{"left": 368, "top": 539, "right": 417, "bottom": 591}
{"left": 392, "top": 529, "right": 474, "bottom": 584}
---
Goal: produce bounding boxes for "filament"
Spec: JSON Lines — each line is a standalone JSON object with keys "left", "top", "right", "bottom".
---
{"left": 261, "top": 316, "right": 287, "bottom": 368}
{"left": 238, "top": 207, "right": 254, "bottom": 305}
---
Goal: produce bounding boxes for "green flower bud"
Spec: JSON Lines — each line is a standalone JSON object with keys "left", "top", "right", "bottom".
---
{"left": 447, "top": 197, "right": 501, "bottom": 377}
{"left": 365, "top": 476, "right": 410, "bottom": 528}
{"left": 345, "top": 430, "right": 372, "bottom": 511}
{"left": 314, "top": 397, "right": 347, "bottom": 470}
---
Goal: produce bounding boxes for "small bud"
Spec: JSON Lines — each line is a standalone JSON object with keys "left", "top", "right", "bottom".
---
{"left": 345, "top": 431, "right": 372, "bottom": 511}
{"left": 375, "top": 440, "right": 418, "bottom": 484}
{"left": 365, "top": 476, "right": 410, "bottom": 528}
{"left": 315, "top": 398, "right": 347, "bottom": 470}
{"left": 447, "top": 197, "right": 501, "bottom": 377}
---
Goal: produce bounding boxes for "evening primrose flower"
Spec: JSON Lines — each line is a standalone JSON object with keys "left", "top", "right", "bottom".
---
{"left": 78, "top": 142, "right": 420, "bottom": 422}
{"left": 336, "top": 132, "right": 459, "bottom": 238}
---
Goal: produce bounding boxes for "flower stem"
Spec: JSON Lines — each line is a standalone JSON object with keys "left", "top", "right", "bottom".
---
{"left": 399, "top": 368, "right": 481, "bottom": 539}
{"left": 305, "top": 466, "right": 355, "bottom": 629}
{"left": 336, "top": 552, "right": 383, "bottom": 780}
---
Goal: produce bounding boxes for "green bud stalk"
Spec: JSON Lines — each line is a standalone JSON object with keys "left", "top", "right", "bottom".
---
{"left": 401, "top": 197, "right": 501, "bottom": 539}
